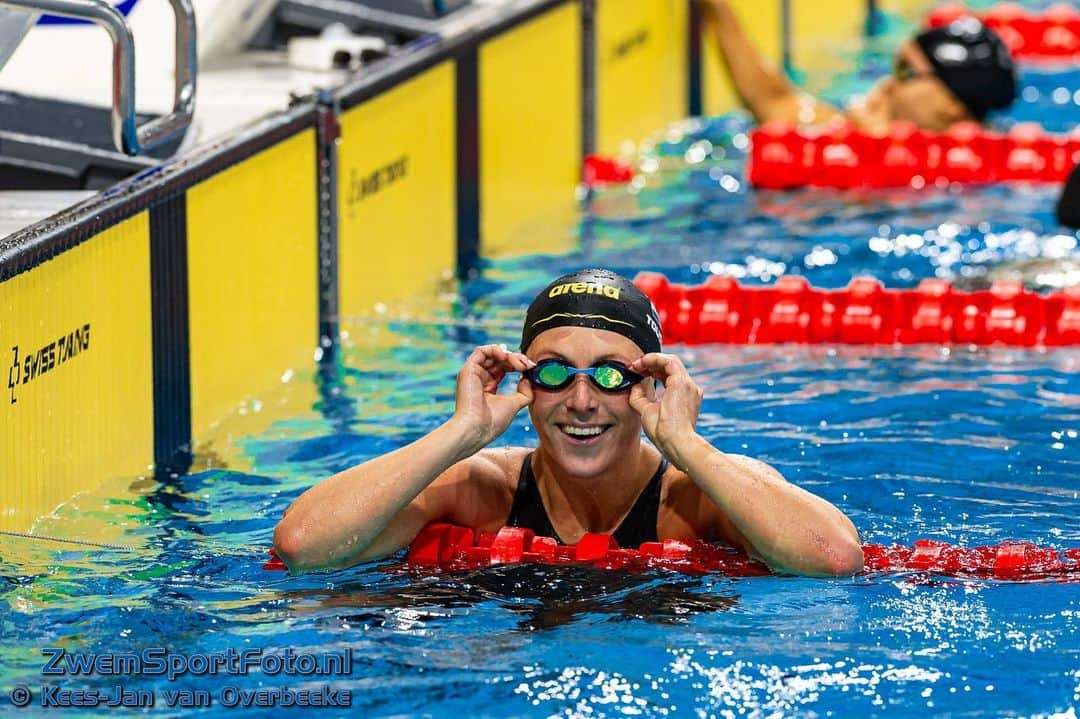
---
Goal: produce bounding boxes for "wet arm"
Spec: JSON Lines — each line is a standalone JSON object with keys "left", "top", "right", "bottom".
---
{"left": 273, "top": 419, "right": 484, "bottom": 572}
{"left": 628, "top": 352, "right": 862, "bottom": 577}
{"left": 701, "top": 0, "right": 839, "bottom": 125}
{"left": 274, "top": 345, "right": 533, "bottom": 573}
{"left": 675, "top": 436, "right": 863, "bottom": 576}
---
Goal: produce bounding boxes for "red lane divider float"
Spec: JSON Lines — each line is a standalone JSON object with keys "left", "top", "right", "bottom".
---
{"left": 584, "top": 120, "right": 1080, "bottom": 192}
{"left": 633, "top": 272, "right": 1080, "bottom": 347}
{"left": 749, "top": 120, "right": 1080, "bottom": 190}
{"left": 262, "top": 524, "right": 1080, "bottom": 581}
{"left": 928, "top": 2, "right": 1080, "bottom": 60}
{"left": 406, "top": 525, "right": 1080, "bottom": 580}
{"left": 264, "top": 551, "right": 286, "bottom": 571}
{"left": 583, "top": 154, "right": 634, "bottom": 187}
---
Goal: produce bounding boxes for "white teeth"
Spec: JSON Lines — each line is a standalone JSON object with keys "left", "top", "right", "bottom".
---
{"left": 562, "top": 425, "right": 603, "bottom": 437}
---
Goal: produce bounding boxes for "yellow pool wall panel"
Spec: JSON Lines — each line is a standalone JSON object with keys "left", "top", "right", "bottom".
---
{"left": 337, "top": 61, "right": 457, "bottom": 318}
{"left": 702, "top": 0, "right": 783, "bottom": 118}
{"left": 185, "top": 129, "right": 319, "bottom": 440}
{"left": 791, "top": 0, "right": 866, "bottom": 80}
{"left": 480, "top": 1, "right": 582, "bottom": 258}
{"left": 188, "top": 370, "right": 321, "bottom": 474}
{"left": 878, "top": 0, "right": 936, "bottom": 24}
{"left": 595, "top": 0, "right": 689, "bottom": 156}
{"left": 0, "top": 214, "right": 154, "bottom": 532}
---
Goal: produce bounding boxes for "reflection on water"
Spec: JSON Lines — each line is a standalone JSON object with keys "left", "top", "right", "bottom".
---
{"left": 2, "top": 310, "right": 1075, "bottom": 717}
{"left": 282, "top": 563, "right": 740, "bottom": 632}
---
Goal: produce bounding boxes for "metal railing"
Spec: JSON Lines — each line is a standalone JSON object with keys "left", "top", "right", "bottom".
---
{"left": 0, "top": 0, "right": 196, "bottom": 155}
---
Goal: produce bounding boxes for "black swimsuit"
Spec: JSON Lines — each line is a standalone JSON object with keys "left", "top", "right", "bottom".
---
{"left": 505, "top": 452, "right": 669, "bottom": 547}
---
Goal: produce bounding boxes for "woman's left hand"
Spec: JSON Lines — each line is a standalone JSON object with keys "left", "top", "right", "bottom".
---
{"left": 627, "top": 353, "right": 704, "bottom": 468}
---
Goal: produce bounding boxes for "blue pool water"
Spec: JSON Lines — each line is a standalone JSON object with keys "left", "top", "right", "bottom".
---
{"left": 3, "top": 12, "right": 1080, "bottom": 719}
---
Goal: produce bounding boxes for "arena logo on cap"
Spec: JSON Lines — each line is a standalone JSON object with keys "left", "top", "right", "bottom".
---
{"left": 547, "top": 282, "right": 620, "bottom": 300}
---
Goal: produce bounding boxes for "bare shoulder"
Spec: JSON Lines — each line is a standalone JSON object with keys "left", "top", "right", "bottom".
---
{"left": 658, "top": 465, "right": 721, "bottom": 541}
{"left": 427, "top": 446, "right": 530, "bottom": 528}
{"left": 463, "top": 446, "right": 531, "bottom": 487}
{"left": 658, "top": 453, "right": 779, "bottom": 547}
{"left": 425, "top": 446, "right": 528, "bottom": 486}
{"left": 759, "top": 91, "right": 841, "bottom": 128}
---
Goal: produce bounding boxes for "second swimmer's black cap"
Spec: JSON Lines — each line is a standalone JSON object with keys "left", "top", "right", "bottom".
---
{"left": 915, "top": 17, "right": 1017, "bottom": 120}
{"left": 520, "top": 268, "right": 663, "bottom": 354}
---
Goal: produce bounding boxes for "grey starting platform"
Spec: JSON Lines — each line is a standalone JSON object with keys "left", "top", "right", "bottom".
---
{"left": 0, "top": 0, "right": 506, "bottom": 242}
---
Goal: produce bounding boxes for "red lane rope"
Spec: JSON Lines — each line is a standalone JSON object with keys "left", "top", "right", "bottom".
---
{"left": 583, "top": 154, "right": 634, "bottom": 187}
{"left": 263, "top": 524, "right": 1080, "bottom": 581}
{"left": 928, "top": 2, "right": 1080, "bottom": 60}
{"left": 632, "top": 272, "right": 1080, "bottom": 347}
{"left": 583, "top": 119, "right": 1080, "bottom": 192}
{"left": 748, "top": 120, "right": 1079, "bottom": 190}
{"left": 404, "top": 525, "right": 1080, "bottom": 580}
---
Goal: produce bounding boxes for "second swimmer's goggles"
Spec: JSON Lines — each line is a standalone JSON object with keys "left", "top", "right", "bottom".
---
{"left": 893, "top": 57, "right": 925, "bottom": 83}
{"left": 525, "top": 359, "right": 645, "bottom": 393}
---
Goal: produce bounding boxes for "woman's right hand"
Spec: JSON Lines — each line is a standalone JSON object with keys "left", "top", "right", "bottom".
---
{"left": 450, "top": 345, "right": 535, "bottom": 450}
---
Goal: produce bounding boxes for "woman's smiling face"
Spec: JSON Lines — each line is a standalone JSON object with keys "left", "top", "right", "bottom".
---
{"left": 526, "top": 326, "right": 647, "bottom": 478}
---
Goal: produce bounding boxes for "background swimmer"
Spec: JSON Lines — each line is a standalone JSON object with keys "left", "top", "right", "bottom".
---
{"left": 274, "top": 269, "right": 863, "bottom": 577}
{"left": 701, "top": 0, "right": 1017, "bottom": 132}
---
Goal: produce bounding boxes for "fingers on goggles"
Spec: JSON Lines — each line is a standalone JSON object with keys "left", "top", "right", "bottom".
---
{"left": 525, "top": 359, "right": 644, "bottom": 392}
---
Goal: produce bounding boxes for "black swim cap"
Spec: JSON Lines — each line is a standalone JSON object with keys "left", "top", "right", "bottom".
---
{"left": 520, "top": 269, "right": 663, "bottom": 355}
{"left": 915, "top": 17, "right": 1017, "bottom": 120}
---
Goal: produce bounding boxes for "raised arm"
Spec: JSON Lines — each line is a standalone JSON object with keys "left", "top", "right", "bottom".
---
{"left": 273, "top": 345, "right": 535, "bottom": 573}
{"left": 700, "top": 0, "right": 841, "bottom": 126}
{"left": 627, "top": 352, "right": 863, "bottom": 576}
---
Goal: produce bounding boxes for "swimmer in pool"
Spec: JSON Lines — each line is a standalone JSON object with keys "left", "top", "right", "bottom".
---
{"left": 274, "top": 269, "right": 864, "bottom": 576}
{"left": 701, "top": 0, "right": 1017, "bottom": 133}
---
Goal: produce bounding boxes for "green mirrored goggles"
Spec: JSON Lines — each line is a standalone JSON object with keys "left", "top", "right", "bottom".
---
{"left": 893, "top": 56, "right": 932, "bottom": 83}
{"left": 525, "top": 359, "right": 644, "bottom": 393}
